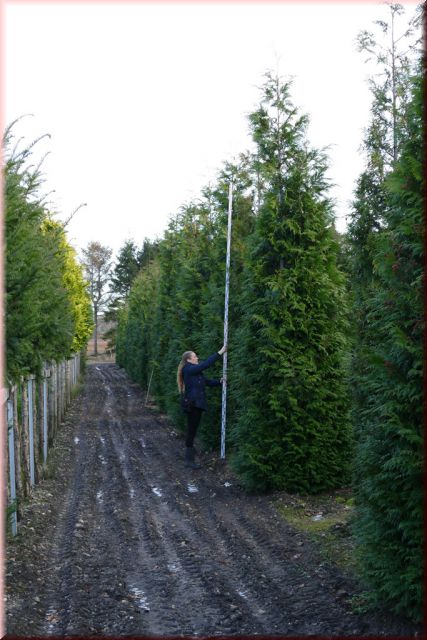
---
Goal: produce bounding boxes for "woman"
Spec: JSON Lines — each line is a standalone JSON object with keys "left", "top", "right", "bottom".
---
{"left": 177, "top": 345, "right": 227, "bottom": 469}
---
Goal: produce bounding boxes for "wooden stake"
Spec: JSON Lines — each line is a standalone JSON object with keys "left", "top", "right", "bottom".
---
{"left": 145, "top": 368, "right": 154, "bottom": 406}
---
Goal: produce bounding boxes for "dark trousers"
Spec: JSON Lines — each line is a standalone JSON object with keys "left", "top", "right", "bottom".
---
{"left": 186, "top": 407, "right": 203, "bottom": 447}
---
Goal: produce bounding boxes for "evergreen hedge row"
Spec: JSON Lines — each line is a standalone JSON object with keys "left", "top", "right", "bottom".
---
{"left": 116, "top": 75, "right": 352, "bottom": 493}
{"left": 116, "top": 68, "right": 423, "bottom": 621}
{"left": 351, "top": 72, "right": 423, "bottom": 622}
{"left": 4, "top": 123, "right": 93, "bottom": 382}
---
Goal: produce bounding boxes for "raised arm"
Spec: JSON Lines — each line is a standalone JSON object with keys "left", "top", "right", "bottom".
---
{"left": 185, "top": 352, "right": 220, "bottom": 375}
{"left": 205, "top": 378, "right": 221, "bottom": 387}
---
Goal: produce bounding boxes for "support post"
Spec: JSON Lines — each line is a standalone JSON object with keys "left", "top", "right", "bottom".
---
{"left": 51, "top": 363, "right": 57, "bottom": 441}
{"left": 145, "top": 368, "right": 154, "bottom": 406}
{"left": 7, "top": 392, "right": 18, "bottom": 536}
{"left": 61, "top": 361, "right": 64, "bottom": 416}
{"left": 220, "top": 180, "right": 233, "bottom": 459}
{"left": 66, "top": 360, "right": 70, "bottom": 406}
{"left": 59, "top": 363, "right": 63, "bottom": 421}
{"left": 12, "top": 387, "right": 22, "bottom": 500}
{"left": 21, "top": 378, "right": 31, "bottom": 496}
{"left": 27, "top": 377, "right": 35, "bottom": 486}
{"left": 68, "top": 360, "right": 72, "bottom": 403}
{"left": 42, "top": 366, "right": 50, "bottom": 464}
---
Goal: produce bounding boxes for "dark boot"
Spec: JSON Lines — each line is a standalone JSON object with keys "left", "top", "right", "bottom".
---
{"left": 185, "top": 446, "right": 201, "bottom": 469}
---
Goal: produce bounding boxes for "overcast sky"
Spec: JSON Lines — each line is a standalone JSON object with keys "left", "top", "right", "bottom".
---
{"left": 5, "top": 1, "right": 419, "bottom": 259}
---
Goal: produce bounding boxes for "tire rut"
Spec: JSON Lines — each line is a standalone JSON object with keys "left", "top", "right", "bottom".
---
{"left": 6, "top": 363, "right": 420, "bottom": 638}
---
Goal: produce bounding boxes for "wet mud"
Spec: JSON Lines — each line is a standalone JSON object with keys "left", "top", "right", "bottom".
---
{"left": 5, "top": 364, "right": 421, "bottom": 637}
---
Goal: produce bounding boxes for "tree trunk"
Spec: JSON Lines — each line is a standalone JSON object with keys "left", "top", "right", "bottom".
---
{"left": 94, "top": 307, "right": 98, "bottom": 356}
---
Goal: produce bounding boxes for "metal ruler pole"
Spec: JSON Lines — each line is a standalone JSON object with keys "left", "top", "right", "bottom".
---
{"left": 220, "top": 181, "right": 233, "bottom": 459}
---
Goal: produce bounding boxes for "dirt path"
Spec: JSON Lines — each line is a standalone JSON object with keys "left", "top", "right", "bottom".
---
{"left": 6, "top": 363, "right": 420, "bottom": 637}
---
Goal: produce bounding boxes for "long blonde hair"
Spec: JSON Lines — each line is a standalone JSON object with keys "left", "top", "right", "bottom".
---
{"left": 177, "top": 351, "right": 193, "bottom": 393}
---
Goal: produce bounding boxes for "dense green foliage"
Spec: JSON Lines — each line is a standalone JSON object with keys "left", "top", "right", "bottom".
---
{"left": 44, "top": 220, "right": 94, "bottom": 354}
{"left": 105, "top": 238, "right": 159, "bottom": 349}
{"left": 4, "top": 124, "right": 93, "bottom": 382}
{"left": 116, "top": 7, "right": 422, "bottom": 620}
{"left": 343, "top": 5, "right": 423, "bottom": 622}
{"left": 5, "top": 3, "right": 422, "bottom": 621}
{"left": 109, "top": 238, "right": 158, "bottom": 302}
{"left": 116, "top": 75, "right": 351, "bottom": 492}
{"left": 351, "top": 70, "right": 423, "bottom": 622}
{"left": 230, "top": 74, "right": 351, "bottom": 493}
{"left": 347, "top": 4, "right": 422, "bottom": 423}
{"left": 117, "top": 176, "right": 254, "bottom": 445}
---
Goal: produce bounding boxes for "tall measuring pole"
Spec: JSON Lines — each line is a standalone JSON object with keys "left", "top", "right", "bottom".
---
{"left": 220, "top": 180, "right": 233, "bottom": 459}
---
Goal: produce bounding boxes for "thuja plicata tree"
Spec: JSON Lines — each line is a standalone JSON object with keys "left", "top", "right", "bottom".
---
{"left": 4, "top": 120, "right": 93, "bottom": 382}
{"left": 351, "top": 67, "right": 423, "bottom": 622}
{"left": 347, "top": 3, "right": 422, "bottom": 442}
{"left": 229, "top": 73, "right": 351, "bottom": 493}
{"left": 345, "top": 3, "right": 423, "bottom": 621}
{"left": 112, "top": 12, "right": 423, "bottom": 617}
{"left": 104, "top": 238, "right": 159, "bottom": 350}
{"left": 116, "top": 165, "right": 255, "bottom": 443}
{"left": 116, "top": 72, "right": 351, "bottom": 493}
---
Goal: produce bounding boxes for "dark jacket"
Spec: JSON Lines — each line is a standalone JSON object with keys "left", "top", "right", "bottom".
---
{"left": 182, "top": 352, "right": 221, "bottom": 411}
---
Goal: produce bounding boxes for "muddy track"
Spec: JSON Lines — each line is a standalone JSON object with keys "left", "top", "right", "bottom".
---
{"left": 6, "top": 363, "right": 420, "bottom": 637}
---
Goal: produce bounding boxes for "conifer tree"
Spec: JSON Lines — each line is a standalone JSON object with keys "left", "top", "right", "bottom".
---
{"left": 346, "top": 5, "right": 422, "bottom": 619}
{"left": 104, "top": 238, "right": 158, "bottom": 350}
{"left": 42, "top": 220, "right": 93, "bottom": 353}
{"left": 230, "top": 73, "right": 351, "bottom": 493}
{"left": 115, "top": 162, "right": 254, "bottom": 445}
{"left": 347, "top": 3, "right": 421, "bottom": 417}
{"left": 152, "top": 203, "right": 218, "bottom": 419}
{"left": 109, "top": 239, "right": 142, "bottom": 300}
{"left": 4, "top": 124, "right": 91, "bottom": 381}
{"left": 196, "top": 164, "right": 256, "bottom": 449}
{"left": 116, "top": 258, "right": 160, "bottom": 386}
{"left": 352, "top": 67, "right": 423, "bottom": 622}
{"left": 137, "top": 238, "right": 159, "bottom": 270}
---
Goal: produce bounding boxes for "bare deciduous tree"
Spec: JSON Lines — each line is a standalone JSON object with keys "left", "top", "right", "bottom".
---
{"left": 81, "top": 241, "right": 112, "bottom": 356}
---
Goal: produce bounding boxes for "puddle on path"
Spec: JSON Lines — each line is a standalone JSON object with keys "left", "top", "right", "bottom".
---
{"left": 45, "top": 607, "right": 60, "bottom": 631}
{"left": 167, "top": 563, "right": 180, "bottom": 573}
{"left": 129, "top": 587, "right": 150, "bottom": 611}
